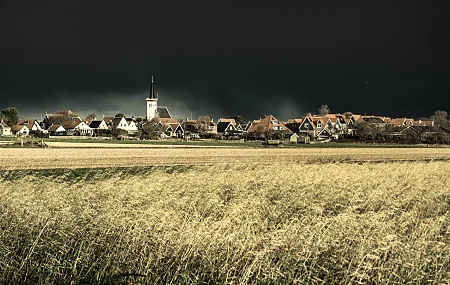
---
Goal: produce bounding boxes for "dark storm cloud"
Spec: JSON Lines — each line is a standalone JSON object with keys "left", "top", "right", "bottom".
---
{"left": 1, "top": 1, "right": 449, "bottom": 120}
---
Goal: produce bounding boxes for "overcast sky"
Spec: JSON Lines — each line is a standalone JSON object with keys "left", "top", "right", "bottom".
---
{"left": 1, "top": 1, "right": 449, "bottom": 120}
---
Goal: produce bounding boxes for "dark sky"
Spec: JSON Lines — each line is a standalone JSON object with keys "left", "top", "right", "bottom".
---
{"left": 1, "top": 1, "right": 449, "bottom": 120}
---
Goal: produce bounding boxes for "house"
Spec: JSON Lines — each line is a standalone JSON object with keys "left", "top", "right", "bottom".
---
{"left": 325, "top": 114, "right": 348, "bottom": 138}
{"left": 74, "top": 121, "right": 92, "bottom": 136}
{"left": 42, "top": 110, "right": 81, "bottom": 129}
{"left": 11, "top": 124, "right": 29, "bottom": 136}
{"left": 247, "top": 115, "right": 290, "bottom": 139}
{"left": 157, "top": 118, "right": 184, "bottom": 138}
{"left": 16, "top": 119, "right": 43, "bottom": 132}
{"left": 208, "top": 120, "right": 218, "bottom": 134}
{"left": 289, "top": 133, "right": 299, "bottom": 143}
{"left": 184, "top": 121, "right": 200, "bottom": 139}
{"left": 0, "top": 121, "right": 12, "bottom": 136}
{"left": 11, "top": 119, "right": 45, "bottom": 136}
{"left": 89, "top": 120, "right": 109, "bottom": 136}
{"left": 102, "top": 116, "right": 114, "bottom": 127}
{"left": 390, "top": 118, "right": 415, "bottom": 127}
{"left": 47, "top": 124, "right": 67, "bottom": 136}
{"left": 385, "top": 125, "right": 418, "bottom": 140}
{"left": 298, "top": 116, "right": 331, "bottom": 140}
{"left": 349, "top": 114, "right": 362, "bottom": 126}
{"left": 89, "top": 120, "right": 109, "bottom": 130}
{"left": 42, "top": 110, "right": 92, "bottom": 136}
{"left": 113, "top": 116, "right": 139, "bottom": 135}
{"left": 285, "top": 119, "right": 303, "bottom": 134}
{"left": 217, "top": 121, "right": 238, "bottom": 136}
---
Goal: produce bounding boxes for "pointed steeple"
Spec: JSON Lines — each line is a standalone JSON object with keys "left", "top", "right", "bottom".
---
{"left": 149, "top": 76, "right": 156, "bottom": 99}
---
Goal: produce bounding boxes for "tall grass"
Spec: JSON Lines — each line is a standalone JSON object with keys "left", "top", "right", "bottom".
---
{"left": 0, "top": 162, "right": 449, "bottom": 284}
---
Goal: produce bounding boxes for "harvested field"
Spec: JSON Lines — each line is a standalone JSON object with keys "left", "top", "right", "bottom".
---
{"left": 1, "top": 161, "right": 449, "bottom": 284}
{"left": 2, "top": 147, "right": 450, "bottom": 170}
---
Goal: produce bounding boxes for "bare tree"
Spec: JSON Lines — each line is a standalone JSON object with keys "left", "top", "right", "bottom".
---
{"left": 197, "top": 116, "right": 211, "bottom": 133}
{"left": 318, "top": 105, "right": 330, "bottom": 116}
{"left": 85, "top": 113, "right": 97, "bottom": 121}
{"left": 343, "top": 111, "right": 353, "bottom": 119}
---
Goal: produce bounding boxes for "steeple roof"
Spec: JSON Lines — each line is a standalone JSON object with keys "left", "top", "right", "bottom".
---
{"left": 149, "top": 76, "right": 156, "bottom": 99}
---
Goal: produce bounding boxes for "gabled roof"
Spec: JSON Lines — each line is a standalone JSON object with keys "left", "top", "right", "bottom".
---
{"left": 89, "top": 120, "right": 104, "bottom": 129}
{"left": 184, "top": 123, "right": 200, "bottom": 133}
{"left": 103, "top": 117, "right": 114, "bottom": 123}
{"left": 16, "top": 119, "right": 37, "bottom": 130}
{"left": 287, "top": 118, "right": 303, "bottom": 124}
{"left": 170, "top": 123, "right": 183, "bottom": 133}
{"left": 247, "top": 115, "right": 290, "bottom": 133}
{"left": 351, "top": 114, "right": 362, "bottom": 121}
{"left": 0, "top": 122, "right": 10, "bottom": 129}
{"left": 310, "top": 116, "right": 329, "bottom": 128}
{"left": 217, "top": 121, "right": 236, "bottom": 133}
{"left": 11, "top": 125, "right": 28, "bottom": 132}
{"left": 391, "top": 118, "right": 409, "bottom": 126}
{"left": 48, "top": 124, "right": 66, "bottom": 132}
{"left": 358, "top": 116, "right": 385, "bottom": 124}
{"left": 158, "top": 117, "right": 178, "bottom": 124}
{"left": 54, "top": 110, "right": 79, "bottom": 118}
{"left": 157, "top": 107, "right": 172, "bottom": 118}
{"left": 218, "top": 118, "right": 237, "bottom": 126}
{"left": 62, "top": 118, "right": 83, "bottom": 129}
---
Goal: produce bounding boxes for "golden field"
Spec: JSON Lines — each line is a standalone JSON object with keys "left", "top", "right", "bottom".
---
{"left": 0, "top": 147, "right": 450, "bottom": 284}
{"left": 2, "top": 145, "right": 450, "bottom": 170}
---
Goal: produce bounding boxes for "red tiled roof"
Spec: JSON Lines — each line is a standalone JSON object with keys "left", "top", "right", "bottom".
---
{"left": 218, "top": 118, "right": 237, "bottom": 125}
{"left": 248, "top": 114, "right": 291, "bottom": 133}
{"left": 48, "top": 124, "right": 65, "bottom": 132}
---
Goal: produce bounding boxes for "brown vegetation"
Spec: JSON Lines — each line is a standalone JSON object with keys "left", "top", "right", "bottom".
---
{"left": 0, "top": 155, "right": 450, "bottom": 283}
{"left": 2, "top": 146, "right": 450, "bottom": 170}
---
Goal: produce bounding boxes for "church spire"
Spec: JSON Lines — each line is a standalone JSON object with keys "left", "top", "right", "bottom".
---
{"left": 149, "top": 76, "right": 156, "bottom": 99}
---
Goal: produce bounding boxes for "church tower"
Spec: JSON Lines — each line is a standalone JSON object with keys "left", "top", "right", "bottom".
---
{"left": 146, "top": 76, "right": 158, "bottom": 120}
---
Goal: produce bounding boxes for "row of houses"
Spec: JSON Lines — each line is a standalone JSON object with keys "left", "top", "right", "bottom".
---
{"left": 1, "top": 108, "right": 446, "bottom": 143}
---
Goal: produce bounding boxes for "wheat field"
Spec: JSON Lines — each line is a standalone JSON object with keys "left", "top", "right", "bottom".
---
{"left": 2, "top": 146, "right": 450, "bottom": 170}
{"left": 0, "top": 147, "right": 450, "bottom": 284}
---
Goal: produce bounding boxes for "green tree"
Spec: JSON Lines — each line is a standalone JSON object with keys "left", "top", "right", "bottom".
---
{"left": 232, "top": 115, "right": 247, "bottom": 125}
{"left": 1, "top": 107, "right": 19, "bottom": 126}
{"left": 140, "top": 119, "right": 163, "bottom": 140}
{"left": 115, "top": 113, "right": 125, "bottom": 118}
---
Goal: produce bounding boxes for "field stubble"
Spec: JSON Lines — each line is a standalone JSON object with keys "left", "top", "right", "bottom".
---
{"left": 0, "top": 149, "right": 450, "bottom": 283}
{"left": 2, "top": 147, "right": 450, "bottom": 170}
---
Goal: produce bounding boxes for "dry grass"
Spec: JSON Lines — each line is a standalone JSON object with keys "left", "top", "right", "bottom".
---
{"left": 2, "top": 147, "right": 450, "bottom": 170}
{"left": 1, "top": 159, "right": 449, "bottom": 284}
